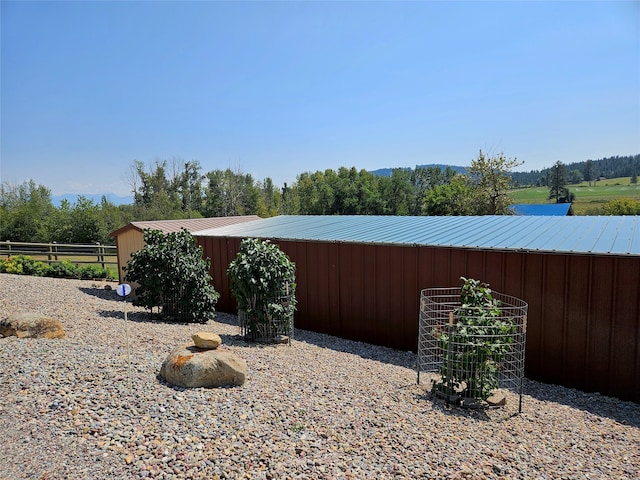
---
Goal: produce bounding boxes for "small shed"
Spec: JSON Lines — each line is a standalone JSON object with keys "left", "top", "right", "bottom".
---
{"left": 109, "top": 216, "right": 261, "bottom": 283}
{"left": 194, "top": 215, "right": 640, "bottom": 402}
{"left": 511, "top": 203, "right": 574, "bottom": 216}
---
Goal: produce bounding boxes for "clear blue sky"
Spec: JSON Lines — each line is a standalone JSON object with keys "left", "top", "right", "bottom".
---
{"left": 2, "top": 1, "right": 639, "bottom": 196}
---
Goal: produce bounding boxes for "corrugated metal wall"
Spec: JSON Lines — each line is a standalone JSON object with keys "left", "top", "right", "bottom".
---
{"left": 197, "top": 235, "right": 640, "bottom": 402}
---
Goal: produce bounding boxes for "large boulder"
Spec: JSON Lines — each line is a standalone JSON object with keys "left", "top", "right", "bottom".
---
{"left": 0, "top": 312, "right": 66, "bottom": 339}
{"left": 160, "top": 343, "right": 246, "bottom": 388}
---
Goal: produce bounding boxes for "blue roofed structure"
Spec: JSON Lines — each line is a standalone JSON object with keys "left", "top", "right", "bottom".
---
{"left": 194, "top": 215, "right": 640, "bottom": 256}
{"left": 511, "top": 203, "right": 573, "bottom": 216}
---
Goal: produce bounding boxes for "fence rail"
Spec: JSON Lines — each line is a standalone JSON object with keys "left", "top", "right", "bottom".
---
{"left": 0, "top": 241, "right": 117, "bottom": 269}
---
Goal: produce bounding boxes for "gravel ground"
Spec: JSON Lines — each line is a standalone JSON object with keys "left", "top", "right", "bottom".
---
{"left": 0, "top": 274, "right": 638, "bottom": 480}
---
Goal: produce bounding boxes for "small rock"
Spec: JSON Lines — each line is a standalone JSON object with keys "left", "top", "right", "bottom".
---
{"left": 273, "top": 335, "right": 289, "bottom": 344}
{"left": 192, "top": 332, "right": 222, "bottom": 349}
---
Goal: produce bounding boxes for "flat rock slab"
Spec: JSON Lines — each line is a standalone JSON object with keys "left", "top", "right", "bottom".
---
{"left": 192, "top": 332, "right": 222, "bottom": 349}
{"left": 0, "top": 312, "right": 66, "bottom": 339}
{"left": 160, "top": 343, "right": 246, "bottom": 388}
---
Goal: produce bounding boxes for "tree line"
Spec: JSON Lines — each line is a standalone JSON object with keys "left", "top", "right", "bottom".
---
{"left": 509, "top": 154, "right": 640, "bottom": 187}
{"left": 2, "top": 151, "right": 637, "bottom": 245}
{"left": 1, "top": 152, "right": 522, "bottom": 244}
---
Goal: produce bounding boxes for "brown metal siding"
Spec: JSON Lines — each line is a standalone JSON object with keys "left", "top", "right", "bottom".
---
{"left": 588, "top": 257, "right": 615, "bottom": 394}
{"left": 197, "top": 235, "right": 640, "bottom": 402}
{"left": 606, "top": 257, "right": 639, "bottom": 399}
{"left": 564, "top": 256, "right": 591, "bottom": 390}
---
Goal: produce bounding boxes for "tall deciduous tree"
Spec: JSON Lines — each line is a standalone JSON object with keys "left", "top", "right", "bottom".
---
{"left": 280, "top": 182, "right": 300, "bottom": 215}
{"left": 467, "top": 151, "right": 522, "bottom": 215}
{"left": 128, "top": 158, "right": 204, "bottom": 220}
{"left": 202, "top": 168, "right": 259, "bottom": 217}
{"left": 423, "top": 175, "right": 475, "bottom": 215}
{"left": 568, "top": 169, "right": 583, "bottom": 185}
{"left": 0, "top": 180, "right": 54, "bottom": 241}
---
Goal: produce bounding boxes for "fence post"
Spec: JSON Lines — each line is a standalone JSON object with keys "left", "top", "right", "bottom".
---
{"left": 96, "top": 242, "right": 105, "bottom": 269}
{"left": 48, "top": 242, "right": 53, "bottom": 261}
{"left": 6, "top": 240, "right": 10, "bottom": 258}
{"left": 53, "top": 242, "right": 58, "bottom": 261}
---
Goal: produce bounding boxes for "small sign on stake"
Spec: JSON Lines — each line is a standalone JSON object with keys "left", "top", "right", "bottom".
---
{"left": 116, "top": 284, "right": 133, "bottom": 393}
{"left": 116, "top": 283, "right": 132, "bottom": 298}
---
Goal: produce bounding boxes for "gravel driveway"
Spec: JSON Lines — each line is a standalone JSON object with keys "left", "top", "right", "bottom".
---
{"left": 0, "top": 274, "right": 638, "bottom": 479}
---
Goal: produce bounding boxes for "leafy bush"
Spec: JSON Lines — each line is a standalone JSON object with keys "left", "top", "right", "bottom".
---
{"left": 78, "top": 264, "right": 114, "bottom": 280}
{"left": 227, "top": 238, "right": 296, "bottom": 341}
{"left": 0, "top": 255, "right": 48, "bottom": 276}
{"left": 47, "top": 259, "right": 81, "bottom": 278}
{"left": 432, "top": 277, "right": 516, "bottom": 402}
{"left": 0, "top": 255, "right": 114, "bottom": 279}
{"left": 124, "top": 228, "right": 219, "bottom": 323}
{"left": 602, "top": 198, "right": 640, "bottom": 215}
{"left": 0, "top": 257, "right": 23, "bottom": 274}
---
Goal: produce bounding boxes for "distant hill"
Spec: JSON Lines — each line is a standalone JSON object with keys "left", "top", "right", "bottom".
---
{"left": 52, "top": 193, "right": 133, "bottom": 207}
{"left": 370, "top": 164, "right": 467, "bottom": 177}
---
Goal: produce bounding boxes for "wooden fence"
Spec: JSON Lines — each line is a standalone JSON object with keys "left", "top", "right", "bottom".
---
{"left": 0, "top": 241, "right": 117, "bottom": 269}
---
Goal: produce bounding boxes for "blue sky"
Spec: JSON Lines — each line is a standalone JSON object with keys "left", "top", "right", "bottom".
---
{"left": 2, "top": 1, "right": 639, "bottom": 196}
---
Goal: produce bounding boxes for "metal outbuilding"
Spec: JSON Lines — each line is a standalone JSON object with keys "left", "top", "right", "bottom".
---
{"left": 195, "top": 215, "right": 640, "bottom": 402}
{"left": 511, "top": 203, "right": 574, "bottom": 216}
{"left": 109, "top": 216, "right": 260, "bottom": 283}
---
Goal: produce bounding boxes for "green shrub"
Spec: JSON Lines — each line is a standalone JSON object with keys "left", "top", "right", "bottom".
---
{"left": 0, "top": 257, "right": 23, "bottom": 274}
{"left": 78, "top": 264, "right": 114, "bottom": 280}
{"left": 602, "top": 198, "right": 640, "bottom": 215}
{"left": 432, "top": 277, "right": 516, "bottom": 402}
{"left": 227, "top": 238, "right": 296, "bottom": 341}
{"left": 47, "top": 259, "right": 80, "bottom": 278}
{"left": 0, "top": 255, "right": 49, "bottom": 276}
{"left": 0, "top": 254, "right": 114, "bottom": 280}
{"left": 124, "top": 228, "right": 219, "bottom": 323}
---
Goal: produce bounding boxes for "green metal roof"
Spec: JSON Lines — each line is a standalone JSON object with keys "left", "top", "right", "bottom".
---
{"left": 193, "top": 215, "right": 640, "bottom": 256}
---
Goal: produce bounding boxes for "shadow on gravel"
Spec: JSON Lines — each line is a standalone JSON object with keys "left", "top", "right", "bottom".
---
{"left": 79, "top": 286, "right": 121, "bottom": 301}
{"left": 213, "top": 312, "right": 241, "bottom": 327}
{"left": 98, "top": 308, "right": 222, "bottom": 326}
{"left": 413, "top": 390, "right": 523, "bottom": 423}
{"left": 291, "top": 328, "right": 416, "bottom": 370}
{"left": 209, "top": 312, "right": 416, "bottom": 369}
{"left": 521, "top": 379, "right": 640, "bottom": 428}
{"left": 97, "top": 309, "right": 158, "bottom": 323}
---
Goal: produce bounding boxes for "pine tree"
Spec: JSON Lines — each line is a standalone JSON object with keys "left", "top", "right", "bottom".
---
{"left": 549, "top": 161, "right": 569, "bottom": 203}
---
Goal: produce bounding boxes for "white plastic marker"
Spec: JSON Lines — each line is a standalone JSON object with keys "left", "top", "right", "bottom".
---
{"left": 116, "top": 284, "right": 133, "bottom": 393}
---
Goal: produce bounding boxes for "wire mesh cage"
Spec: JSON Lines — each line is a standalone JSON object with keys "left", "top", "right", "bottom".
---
{"left": 160, "top": 286, "right": 195, "bottom": 323}
{"left": 239, "top": 293, "right": 294, "bottom": 344}
{"left": 417, "top": 286, "right": 528, "bottom": 412}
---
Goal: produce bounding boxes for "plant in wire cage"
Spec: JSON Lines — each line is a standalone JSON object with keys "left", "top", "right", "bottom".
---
{"left": 432, "top": 277, "right": 516, "bottom": 403}
{"left": 124, "top": 228, "right": 219, "bottom": 323}
{"left": 227, "top": 238, "right": 296, "bottom": 341}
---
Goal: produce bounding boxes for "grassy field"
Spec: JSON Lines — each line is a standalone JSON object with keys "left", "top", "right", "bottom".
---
{"left": 509, "top": 177, "right": 640, "bottom": 215}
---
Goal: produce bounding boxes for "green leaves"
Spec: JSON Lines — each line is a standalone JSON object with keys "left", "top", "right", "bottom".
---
{"left": 227, "top": 238, "right": 296, "bottom": 341}
{"left": 0, "top": 255, "right": 114, "bottom": 279}
{"left": 432, "top": 277, "right": 516, "bottom": 402}
{"left": 124, "top": 228, "right": 219, "bottom": 323}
